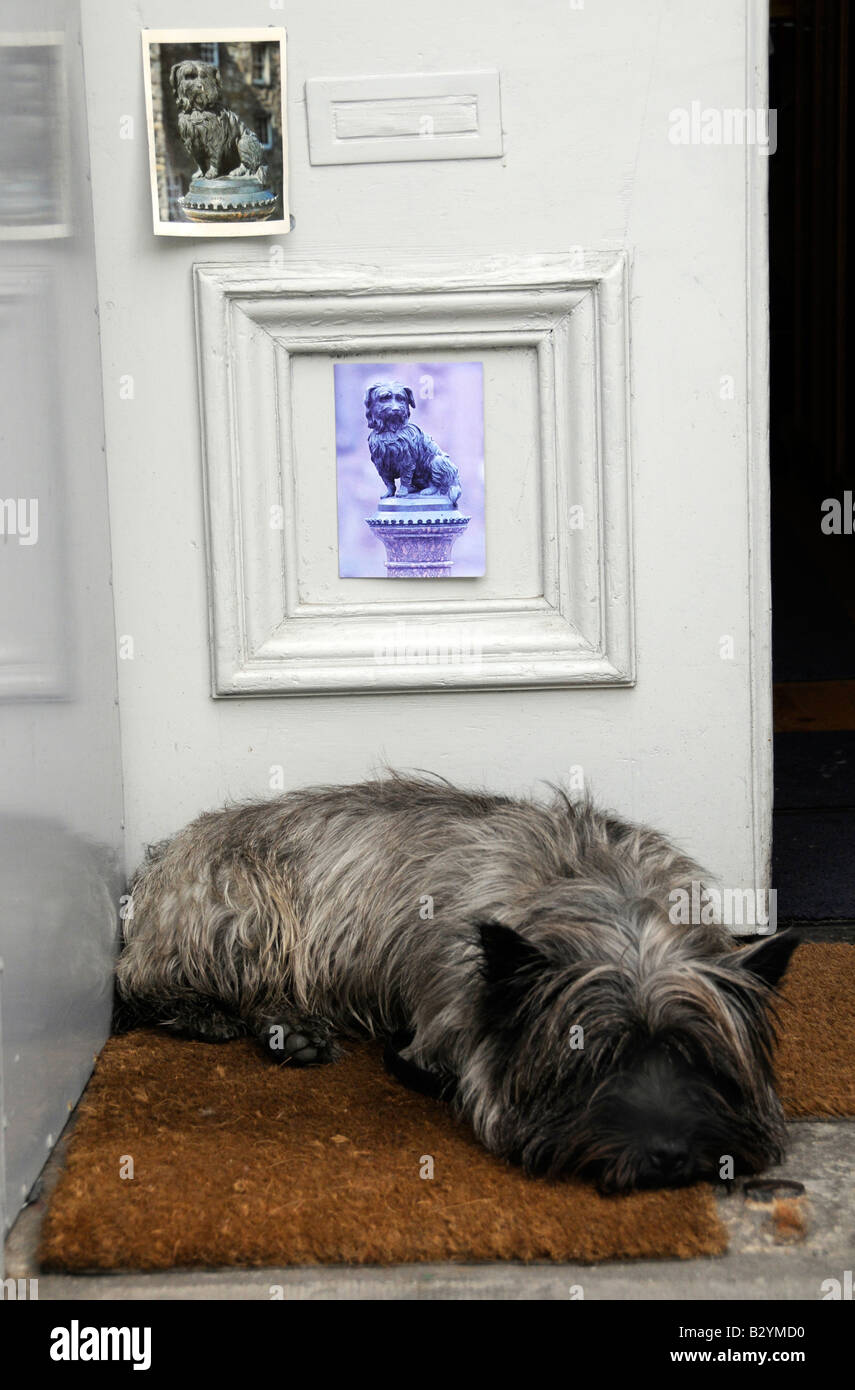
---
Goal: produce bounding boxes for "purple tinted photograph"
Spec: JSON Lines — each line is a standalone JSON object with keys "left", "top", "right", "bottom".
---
{"left": 334, "top": 361, "right": 485, "bottom": 579}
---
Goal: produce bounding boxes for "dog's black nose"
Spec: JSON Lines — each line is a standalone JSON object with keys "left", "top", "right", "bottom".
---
{"left": 645, "top": 1137, "right": 689, "bottom": 1177}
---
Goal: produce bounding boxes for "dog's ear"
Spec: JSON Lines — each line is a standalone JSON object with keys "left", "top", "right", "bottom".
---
{"left": 169, "top": 63, "right": 183, "bottom": 96}
{"left": 477, "top": 921, "right": 548, "bottom": 993}
{"left": 364, "top": 385, "right": 378, "bottom": 424}
{"left": 404, "top": 386, "right": 415, "bottom": 411}
{"left": 736, "top": 930, "right": 800, "bottom": 990}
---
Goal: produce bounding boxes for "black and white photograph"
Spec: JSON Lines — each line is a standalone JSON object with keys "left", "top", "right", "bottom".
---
{"left": 141, "top": 27, "right": 288, "bottom": 236}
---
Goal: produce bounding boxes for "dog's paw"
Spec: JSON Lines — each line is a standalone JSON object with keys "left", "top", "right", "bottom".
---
{"left": 260, "top": 1018, "right": 339, "bottom": 1067}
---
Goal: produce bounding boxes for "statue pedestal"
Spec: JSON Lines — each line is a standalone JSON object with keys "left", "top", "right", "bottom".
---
{"left": 180, "top": 176, "right": 278, "bottom": 224}
{"left": 366, "top": 495, "right": 471, "bottom": 578}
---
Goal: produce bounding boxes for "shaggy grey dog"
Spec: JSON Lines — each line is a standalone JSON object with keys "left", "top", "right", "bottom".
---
{"left": 170, "top": 60, "right": 268, "bottom": 183}
{"left": 115, "top": 776, "right": 798, "bottom": 1192}
{"left": 364, "top": 382, "right": 463, "bottom": 504}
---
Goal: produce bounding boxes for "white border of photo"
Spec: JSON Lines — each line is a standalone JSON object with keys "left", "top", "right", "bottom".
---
{"left": 141, "top": 27, "right": 289, "bottom": 238}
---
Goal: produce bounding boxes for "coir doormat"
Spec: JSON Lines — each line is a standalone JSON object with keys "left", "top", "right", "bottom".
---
{"left": 38, "top": 943, "right": 854, "bottom": 1271}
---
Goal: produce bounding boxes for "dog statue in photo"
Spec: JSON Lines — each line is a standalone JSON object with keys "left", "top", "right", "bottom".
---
{"left": 364, "top": 381, "right": 463, "bottom": 505}
{"left": 114, "top": 776, "right": 798, "bottom": 1193}
{"left": 170, "top": 60, "right": 268, "bottom": 184}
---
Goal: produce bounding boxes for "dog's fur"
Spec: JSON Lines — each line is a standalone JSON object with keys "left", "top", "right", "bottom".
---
{"left": 115, "top": 776, "right": 798, "bottom": 1192}
{"left": 364, "top": 382, "right": 462, "bottom": 504}
{"left": 170, "top": 60, "right": 267, "bottom": 183}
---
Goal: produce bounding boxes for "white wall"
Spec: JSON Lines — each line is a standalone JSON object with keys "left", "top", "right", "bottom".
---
{"left": 80, "top": 0, "right": 770, "bottom": 889}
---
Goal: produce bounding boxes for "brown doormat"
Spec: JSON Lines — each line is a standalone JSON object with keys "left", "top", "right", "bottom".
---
{"left": 38, "top": 943, "right": 854, "bottom": 1272}
{"left": 773, "top": 942, "right": 855, "bottom": 1116}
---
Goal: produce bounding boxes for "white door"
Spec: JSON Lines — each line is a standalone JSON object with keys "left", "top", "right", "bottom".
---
{"left": 80, "top": 0, "right": 771, "bottom": 901}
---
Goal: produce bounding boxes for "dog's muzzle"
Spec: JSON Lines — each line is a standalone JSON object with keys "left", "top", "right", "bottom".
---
{"left": 633, "top": 1134, "right": 692, "bottom": 1186}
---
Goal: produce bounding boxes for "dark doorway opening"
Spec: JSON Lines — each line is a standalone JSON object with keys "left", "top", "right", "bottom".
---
{"left": 770, "top": 0, "right": 855, "bottom": 927}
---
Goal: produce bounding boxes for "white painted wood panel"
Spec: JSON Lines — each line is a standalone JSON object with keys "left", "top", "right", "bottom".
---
{"left": 79, "top": 0, "right": 771, "bottom": 898}
{"left": 194, "top": 252, "right": 633, "bottom": 693}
